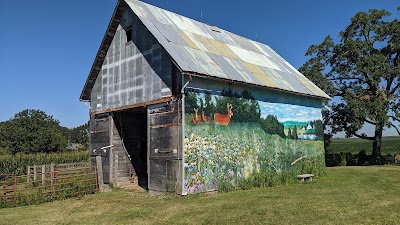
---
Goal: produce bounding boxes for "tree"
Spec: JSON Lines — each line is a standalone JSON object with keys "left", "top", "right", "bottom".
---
{"left": 299, "top": 9, "right": 399, "bottom": 162}
{"left": 69, "top": 122, "right": 89, "bottom": 146}
{"left": 215, "top": 89, "right": 261, "bottom": 122}
{"left": 260, "top": 115, "right": 285, "bottom": 138}
{"left": 184, "top": 91, "right": 199, "bottom": 113}
{"left": 203, "top": 92, "right": 215, "bottom": 116}
{"left": 0, "top": 109, "right": 68, "bottom": 154}
{"left": 293, "top": 125, "right": 298, "bottom": 140}
{"left": 314, "top": 120, "right": 324, "bottom": 141}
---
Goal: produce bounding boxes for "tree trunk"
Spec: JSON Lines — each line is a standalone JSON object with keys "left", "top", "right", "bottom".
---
{"left": 371, "top": 124, "right": 383, "bottom": 164}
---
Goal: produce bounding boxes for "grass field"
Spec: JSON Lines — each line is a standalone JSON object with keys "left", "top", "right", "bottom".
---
{"left": 328, "top": 136, "right": 400, "bottom": 154}
{"left": 1, "top": 166, "right": 400, "bottom": 225}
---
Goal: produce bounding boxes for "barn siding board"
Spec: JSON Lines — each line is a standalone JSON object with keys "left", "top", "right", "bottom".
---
{"left": 148, "top": 103, "right": 182, "bottom": 193}
{"left": 148, "top": 159, "right": 180, "bottom": 192}
{"left": 89, "top": 113, "right": 112, "bottom": 183}
{"left": 90, "top": 7, "right": 173, "bottom": 112}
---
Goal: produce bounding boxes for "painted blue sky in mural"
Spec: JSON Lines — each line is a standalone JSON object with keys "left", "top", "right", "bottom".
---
{"left": 258, "top": 102, "right": 322, "bottom": 123}
{"left": 196, "top": 92, "right": 322, "bottom": 123}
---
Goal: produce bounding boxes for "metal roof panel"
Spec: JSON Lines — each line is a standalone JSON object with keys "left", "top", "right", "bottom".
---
{"left": 122, "top": 0, "right": 330, "bottom": 99}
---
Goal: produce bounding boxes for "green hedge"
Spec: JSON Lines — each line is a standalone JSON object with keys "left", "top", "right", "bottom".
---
{"left": 325, "top": 152, "right": 399, "bottom": 167}
{"left": 0, "top": 151, "right": 89, "bottom": 175}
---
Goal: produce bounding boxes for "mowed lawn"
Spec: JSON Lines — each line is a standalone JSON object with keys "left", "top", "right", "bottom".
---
{"left": 1, "top": 166, "right": 400, "bottom": 225}
{"left": 328, "top": 136, "right": 400, "bottom": 155}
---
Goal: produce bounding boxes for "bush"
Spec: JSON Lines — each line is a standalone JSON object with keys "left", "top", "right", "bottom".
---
{"left": 325, "top": 151, "right": 398, "bottom": 167}
{"left": 0, "top": 151, "right": 89, "bottom": 175}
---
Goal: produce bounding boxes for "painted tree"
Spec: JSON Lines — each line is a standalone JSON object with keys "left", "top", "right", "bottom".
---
{"left": 299, "top": 9, "right": 400, "bottom": 162}
{"left": 203, "top": 92, "right": 215, "bottom": 115}
{"left": 293, "top": 125, "right": 298, "bottom": 140}
{"left": 260, "top": 115, "right": 285, "bottom": 138}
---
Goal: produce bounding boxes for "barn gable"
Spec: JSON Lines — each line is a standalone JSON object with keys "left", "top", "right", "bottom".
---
{"left": 81, "top": 0, "right": 329, "bottom": 106}
{"left": 88, "top": 6, "right": 177, "bottom": 113}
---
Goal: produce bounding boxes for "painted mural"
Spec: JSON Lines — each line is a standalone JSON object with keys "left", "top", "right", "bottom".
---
{"left": 184, "top": 89, "right": 325, "bottom": 194}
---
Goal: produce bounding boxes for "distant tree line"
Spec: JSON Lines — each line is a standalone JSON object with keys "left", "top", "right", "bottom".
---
{"left": 185, "top": 89, "right": 286, "bottom": 137}
{"left": 185, "top": 89, "right": 325, "bottom": 140}
{"left": 0, "top": 109, "right": 89, "bottom": 155}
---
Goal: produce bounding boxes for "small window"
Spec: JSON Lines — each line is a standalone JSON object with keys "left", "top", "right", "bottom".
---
{"left": 126, "top": 29, "right": 132, "bottom": 42}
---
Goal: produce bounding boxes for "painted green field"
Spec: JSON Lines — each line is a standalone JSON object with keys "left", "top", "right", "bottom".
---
{"left": 1, "top": 166, "right": 400, "bottom": 224}
{"left": 184, "top": 121, "right": 324, "bottom": 193}
{"left": 328, "top": 136, "right": 400, "bottom": 154}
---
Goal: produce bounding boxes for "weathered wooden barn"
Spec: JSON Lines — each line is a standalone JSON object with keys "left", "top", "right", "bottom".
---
{"left": 80, "top": 0, "right": 330, "bottom": 194}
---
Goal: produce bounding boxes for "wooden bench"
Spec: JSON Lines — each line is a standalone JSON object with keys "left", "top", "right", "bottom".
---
{"left": 297, "top": 174, "right": 314, "bottom": 182}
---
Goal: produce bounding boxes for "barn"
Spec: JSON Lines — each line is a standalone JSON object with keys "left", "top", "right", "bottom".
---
{"left": 80, "top": 0, "right": 330, "bottom": 195}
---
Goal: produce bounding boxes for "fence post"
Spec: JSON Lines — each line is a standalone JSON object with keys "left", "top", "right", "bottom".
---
{"left": 96, "top": 155, "right": 104, "bottom": 192}
{"left": 109, "top": 149, "right": 114, "bottom": 184}
{"left": 94, "top": 166, "right": 99, "bottom": 192}
{"left": 27, "top": 166, "right": 31, "bottom": 183}
{"left": 33, "top": 165, "right": 37, "bottom": 181}
{"left": 114, "top": 154, "right": 118, "bottom": 184}
{"left": 13, "top": 175, "right": 17, "bottom": 203}
{"left": 2, "top": 184, "right": 6, "bottom": 202}
{"left": 51, "top": 163, "right": 55, "bottom": 193}
{"left": 41, "top": 165, "right": 46, "bottom": 185}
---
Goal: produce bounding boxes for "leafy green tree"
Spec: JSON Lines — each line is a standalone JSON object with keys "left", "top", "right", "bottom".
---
{"left": 203, "top": 92, "right": 215, "bottom": 116}
{"left": 215, "top": 89, "right": 260, "bottom": 122}
{"left": 314, "top": 120, "right": 324, "bottom": 141}
{"left": 260, "top": 115, "right": 285, "bottom": 137}
{"left": 293, "top": 125, "right": 298, "bottom": 140}
{"left": 299, "top": 9, "right": 400, "bottom": 161}
{"left": 69, "top": 122, "right": 89, "bottom": 147}
{"left": 185, "top": 91, "right": 199, "bottom": 113}
{"left": 0, "top": 109, "right": 68, "bottom": 154}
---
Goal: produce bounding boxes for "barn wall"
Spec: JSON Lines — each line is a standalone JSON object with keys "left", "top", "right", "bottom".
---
{"left": 183, "top": 77, "right": 325, "bottom": 194}
{"left": 89, "top": 113, "right": 112, "bottom": 184}
{"left": 90, "top": 7, "right": 173, "bottom": 112}
{"left": 148, "top": 102, "right": 183, "bottom": 194}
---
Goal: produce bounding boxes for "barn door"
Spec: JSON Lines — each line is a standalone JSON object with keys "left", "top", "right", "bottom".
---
{"left": 147, "top": 102, "right": 182, "bottom": 193}
{"left": 89, "top": 113, "right": 112, "bottom": 184}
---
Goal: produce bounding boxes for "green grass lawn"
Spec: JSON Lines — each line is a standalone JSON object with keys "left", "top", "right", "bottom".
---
{"left": 1, "top": 166, "right": 400, "bottom": 224}
{"left": 328, "top": 136, "right": 400, "bottom": 155}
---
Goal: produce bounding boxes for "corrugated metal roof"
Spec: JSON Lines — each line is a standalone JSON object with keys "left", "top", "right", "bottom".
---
{"left": 124, "top": 0, "right": 329, "bottom": 99}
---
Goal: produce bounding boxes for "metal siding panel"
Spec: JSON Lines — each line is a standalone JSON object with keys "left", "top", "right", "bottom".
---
{"left": 208, "top": 54, "right": 246, "bottom": 83}
{"left": 123, "top": 0, "right": 330, "bottom": 99}
{"left": 183, "top": 46, "right": 214, "bottom": 76}
{"left": 240, "top": 62, "right": 277, "bottom": 88}
{"left": 170, "top": 43, "right": 205, "bottom": 74}
{"left": 182, "top": 31, "right": 208, "bottom": 52}
{"left": 224, "top": 58, "right": 259, "bottom": 84}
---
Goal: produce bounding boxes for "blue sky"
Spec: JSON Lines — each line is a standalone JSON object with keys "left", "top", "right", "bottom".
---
{"left": 0, "top": 1, "right": 398, "bottom": 135}
{"left": 259, "top": 102, "right": 321, "bottom": 123}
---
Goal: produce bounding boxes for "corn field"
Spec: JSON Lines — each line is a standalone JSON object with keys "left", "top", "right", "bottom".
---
{"left": 0, "top": 151, "right": 89, "bottom": 175}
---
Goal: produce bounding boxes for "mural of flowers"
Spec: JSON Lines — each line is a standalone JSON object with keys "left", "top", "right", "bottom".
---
{"left": 184, "top": 91, "right": 325, "bottom": 194}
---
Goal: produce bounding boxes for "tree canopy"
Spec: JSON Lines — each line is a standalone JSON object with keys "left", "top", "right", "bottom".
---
{"left": 299, "top": 9, "right": 399, "bottom": 160}
{"left": 0, "top": 109, "right": 89, "bottom": 154}
{"left": 0, "top": 109, "right": 68, "bottom": 154}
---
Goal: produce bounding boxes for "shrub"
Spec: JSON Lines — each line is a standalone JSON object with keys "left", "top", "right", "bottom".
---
{"left": 325, "top": 151, "right": 398, "bottom": 167}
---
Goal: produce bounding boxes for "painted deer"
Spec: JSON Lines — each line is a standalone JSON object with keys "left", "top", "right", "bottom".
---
{"left": 202, "top": 111, "right": 211, "bottom": 122}
{"left": 214, "top": 103, "right": 233, "bottom": 126}
{"left": 192, "top": 108, "right": 201, "bottom": 124}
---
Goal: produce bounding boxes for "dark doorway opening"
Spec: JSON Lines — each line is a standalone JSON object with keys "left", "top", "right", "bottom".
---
{"left": 113, "top": 108, "right": 148, "bottom": 189}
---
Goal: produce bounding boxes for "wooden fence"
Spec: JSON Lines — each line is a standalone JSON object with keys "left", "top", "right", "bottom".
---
{"left": 1, "top": 165, "right": 98, "bottom": 207}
